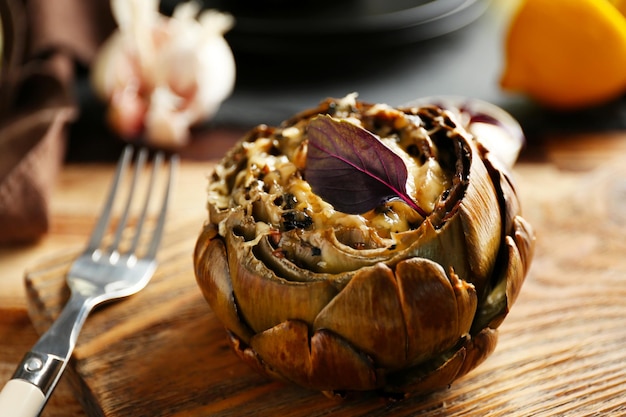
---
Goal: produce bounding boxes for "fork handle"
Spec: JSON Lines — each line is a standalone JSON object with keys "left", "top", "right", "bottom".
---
{"left": 0, "top": 291, "right": 93, "bottom": 417}
{"left": 0, "top": 351, "right": 65, "bottom": 417}
{"left": 0, "top": 379, "right": 46, "bottom": 417}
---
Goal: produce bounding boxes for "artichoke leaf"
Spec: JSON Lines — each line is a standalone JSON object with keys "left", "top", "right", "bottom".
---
{"left": 313, "top": 263, "right": 408, "bottom": 370}
{"left": 513, "top": 215, "right": 535, "bottom": 275}
{"left": 386, "top": 343, "right": 466, "bottom": 395}
{"left": 386, "top": 328, "right": 497, "bottom": 395}
{"left": 275, "top": 218, "right": 471, "bottom": 277}
{"left": 500, "top": 235, "right": 526, "bottom": 317}
{"left": 458, "top": 149, "right": 502, "bottom": 295}
{"left": 392, "top": 217, "right": 471, "bottom": 285}
{"left": 280, "top": 227, "right": 398, "bottom": 274}
{"left": 254, "top": 234, "right": 353, "bottom": 286}
{"left": 227, "top": 330, "right": 289, "bottom": 384}
{"left": 207, "top": 201, "right": 231, "bottom": 226}
{"left": 396, "top": 258, "right": 476, "bottom": 364}
{"left": 450, "top": 268, "right": 479, "bottom": 341}
{"left": 472, "top": 233, "right": 525, "bottom": 332}
{"left": 225, "top": 228, "right": 338, "bottom": 333}
{"left": 309, "top": 329, "right": 380, "bottom": 391}
{"left": 455, "top": 327, "right": 498, "bottom": 379}
{"left": 249, "top": 320, "right": 312, "bottom": 388}
{"left": 484, "top": 151, "right": 521, "bottom": 236}
{"left": 250, "top": 320, "right": 380, "bottom": 391}
{"left": 194, "top": 224, "right": 254, "bottom": 342}
{"left": 488, "top": 215, "right": 535, "bottom": 330}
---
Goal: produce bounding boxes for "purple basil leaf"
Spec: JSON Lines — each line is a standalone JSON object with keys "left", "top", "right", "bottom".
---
{"left": 305, "top": 115, "right": 426, "bottom": 216}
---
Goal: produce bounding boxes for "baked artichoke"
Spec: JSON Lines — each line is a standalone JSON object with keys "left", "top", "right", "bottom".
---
{"left": 194, "top": 94, "right": 534, "bottom": 397}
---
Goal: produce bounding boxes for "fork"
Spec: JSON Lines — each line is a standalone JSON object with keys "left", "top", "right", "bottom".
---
{"left": 0, "top": 146, "right": 178, "bottom": 417}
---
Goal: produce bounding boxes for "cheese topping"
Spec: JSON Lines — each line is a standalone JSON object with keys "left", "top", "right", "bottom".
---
{"left": 211, "top": 105, "right": 451, "bottom": 229}
{"left": 206, "top": 97, "right": 459, "bottom": 272}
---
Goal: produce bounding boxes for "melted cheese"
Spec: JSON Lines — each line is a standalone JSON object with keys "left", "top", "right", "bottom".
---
{"left": 208, "top": 105, "right": 453, "bottom": 240}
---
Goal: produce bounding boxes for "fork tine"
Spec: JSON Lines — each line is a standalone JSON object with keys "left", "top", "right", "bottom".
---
{"left": 144, "top": 153, "right": 178, "bottom": 260}
{"left": 127, "top": 151, "right": 162, "bottom": 255}
{"left": 108, "top": 148, "right": 149, "bottom": 254}
{"left": 86, "top": 145, "right": 134, "bottom": 254}
{"left": 146, "top": 151, "right": 178, "bottom": 259}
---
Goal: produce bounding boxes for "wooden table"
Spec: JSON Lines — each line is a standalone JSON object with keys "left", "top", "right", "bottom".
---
{"left": 1, "top": 128, "right": 626, "bottom": 416}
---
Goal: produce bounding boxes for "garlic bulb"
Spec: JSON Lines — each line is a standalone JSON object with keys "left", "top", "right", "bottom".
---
{"left": 91, "top": 0, "right": 235, "bottom": 148}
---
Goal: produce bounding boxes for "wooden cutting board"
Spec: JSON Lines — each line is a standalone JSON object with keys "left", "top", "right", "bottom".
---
{"left": 24, "top": 159, "right": 626, "bottom": 416}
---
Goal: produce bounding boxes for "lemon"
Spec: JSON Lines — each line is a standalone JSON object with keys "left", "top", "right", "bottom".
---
{"left": 501, "top": 0, "right": 626, "bottom": 109}
{"left": 609, "top": 0, "right": 626, "bottom": 15}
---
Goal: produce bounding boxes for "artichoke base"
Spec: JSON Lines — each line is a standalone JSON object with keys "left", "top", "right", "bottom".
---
{"left": 225, "top": 323, "right": 498, "bottom": 399}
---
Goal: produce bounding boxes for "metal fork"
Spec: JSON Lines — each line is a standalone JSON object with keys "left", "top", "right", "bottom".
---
{"left": 0, "top": 146, "right": 178, "bottom": 417}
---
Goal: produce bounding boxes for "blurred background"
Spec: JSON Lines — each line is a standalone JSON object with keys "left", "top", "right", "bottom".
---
{"left": 66, "top": 0, "right": 626, "bottom": 160}
{"left": 5, "top": 0, "right": 626, "bottom": 163}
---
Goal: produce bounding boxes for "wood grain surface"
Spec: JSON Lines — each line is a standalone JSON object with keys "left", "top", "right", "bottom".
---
{"left": 20, "top": 152, "right": 626, "bottom": 416}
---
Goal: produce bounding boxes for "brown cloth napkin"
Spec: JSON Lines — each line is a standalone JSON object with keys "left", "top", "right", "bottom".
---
{"left": 0, "top": 0, "right": 114, "bottom": 244}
